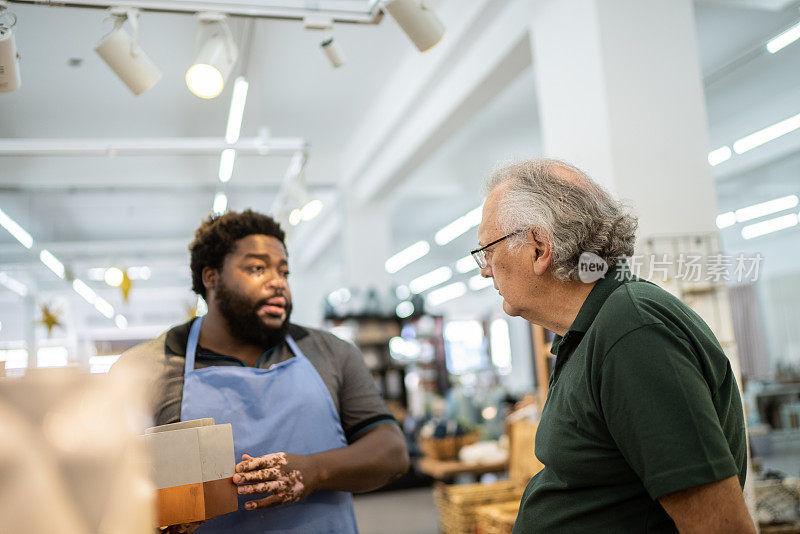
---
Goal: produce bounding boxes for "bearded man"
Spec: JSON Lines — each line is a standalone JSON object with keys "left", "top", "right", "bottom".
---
{"left": 115, "top": 210, "right": 408, "bottom": 534}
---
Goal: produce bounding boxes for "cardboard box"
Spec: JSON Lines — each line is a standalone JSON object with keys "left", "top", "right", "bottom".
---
{"left": 144, "top": 418, "right": 238, "bottom": 526}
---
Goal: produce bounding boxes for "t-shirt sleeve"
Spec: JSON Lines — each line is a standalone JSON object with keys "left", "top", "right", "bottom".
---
{"left": 329, "top": 337, "right": 397, "bottom": 443}
{"left": 598, "top": 323, "right": 739, "bottom": 499}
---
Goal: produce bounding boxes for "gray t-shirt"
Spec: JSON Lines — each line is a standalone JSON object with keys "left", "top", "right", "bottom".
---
{"left": 114, "top": 320, "right": 395, "bottom": 442}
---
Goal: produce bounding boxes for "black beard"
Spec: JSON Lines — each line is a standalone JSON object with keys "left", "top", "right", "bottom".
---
{"left": 214, "top": 278, "right": 292, "bottom": 349}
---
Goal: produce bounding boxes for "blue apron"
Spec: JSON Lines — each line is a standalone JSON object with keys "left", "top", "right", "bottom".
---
{"left": 181, "top": 317, "right": 359, "bottom": 533}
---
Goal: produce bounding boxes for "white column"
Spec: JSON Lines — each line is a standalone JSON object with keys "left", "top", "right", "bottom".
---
{"left": 529, "top": 0, "right": 717, "bottom": 239}
{"left": 342, "top": 196, "right": 392, "bottom": 293}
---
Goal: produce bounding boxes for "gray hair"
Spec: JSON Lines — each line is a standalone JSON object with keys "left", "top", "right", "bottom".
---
{"left": 483, "top": 158, "right": 638, "bottom": 281}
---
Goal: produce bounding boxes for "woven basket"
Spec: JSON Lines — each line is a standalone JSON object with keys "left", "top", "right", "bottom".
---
{"left": 434, "top": 480, "right": 524, "bottom": 534}
{"left": 475, "top": 501, "right": 520, "bottom": 534}
{"left": 419, "top": 431, "right": 480, "bottom": 460}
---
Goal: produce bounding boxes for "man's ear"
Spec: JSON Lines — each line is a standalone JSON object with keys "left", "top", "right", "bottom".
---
{"left": 202, "top": 267, "right": 218, "bottom": 293}
{"left": 529, "top": 227, "right": 553, "bottom": 276}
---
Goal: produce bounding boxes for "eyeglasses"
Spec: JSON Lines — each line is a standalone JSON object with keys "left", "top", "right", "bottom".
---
{"left": 471, "top": 230, "right": 523, "bottom": 269}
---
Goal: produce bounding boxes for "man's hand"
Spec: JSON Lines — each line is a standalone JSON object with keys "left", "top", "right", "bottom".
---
{"left": 233, "top": 452, "right": 319, "bottom": 510}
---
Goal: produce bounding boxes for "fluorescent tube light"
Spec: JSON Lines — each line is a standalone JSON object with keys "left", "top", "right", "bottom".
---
{"left": 468, "top": 274, "right": 493, "bottom": 291}
{"left": 39, "top": 249, "right": 65, "bottom": 279}
{"left": 0, "top": 208, "right": 33, "bottom": 249}
{"left": 736, "top": 194, "right": 798, "bottom": 223}
{"left": 409, "top": 266, "right": 452, "bottom": 294}
{"left": 128, "top": 265, "right": 151, "bottom": 280}
{"left": 741, "top": 213, "right": 798, "bottom": 240}
{"left": 767, "top": 21, "right": 800, "bottom": 54}
{"left": 213, "top": 192, "right": 228, "bottom": 215}
{"left": 385, "top": 241, "right": 430, "bottom": 274}
{"left": 426, "top": 282, "right": 467, "bottom": 307}
{"left": 435, "top": 205, "right": 483, "bottom": 246}
{"left": 455, "top": 254, "right": 478, "bottom": 273}
{"left": 219, "top": 148, "right": 236, "bottom": 183}
{"left": 0, "top": 272, "right": 28, "bottom": 297}
{"left": 300, "top": 199, "right": 323, "bottom": 221}
{"left": 289, "top": 208, "right": 302, "bottom": 226}
{"left": 94, "top": 297, "right": 115, "bottom": 319}
{"left": 225, "top": 77, "right": 249, "bottom": 144}
{"left": 115, "top": 314, "right": 128, "bottom": 329}
{"left": 716, "top": 212, "right": 736, "bottom": 229}
{"left": 733, "top": 112, "right": 800, "bottom": 154}
{"left": 72, "top": 279, "right": 98, "bottom": 304}
{"left": 708, "top": 146, "right": 732, "bottom": 166}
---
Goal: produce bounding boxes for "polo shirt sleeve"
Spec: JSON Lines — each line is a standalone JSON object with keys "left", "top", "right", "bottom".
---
{"left": 320, "top": 334, "right": 397, "bottom": 443}
{"left": 598, "top": 323, "right": 739, "bottom": 499}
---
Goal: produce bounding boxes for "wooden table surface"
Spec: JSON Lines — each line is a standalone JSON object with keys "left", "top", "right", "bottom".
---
{"left": 417, "top": 457, "right": 509, "bottom": 480}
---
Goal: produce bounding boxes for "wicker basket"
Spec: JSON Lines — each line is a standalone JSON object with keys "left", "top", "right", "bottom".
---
{"left": 434, "top": 480, "right": 525, "bottom": 534}
{"left": 475, "top": 501, "right": 520, "bottom": 534}
{"left": 419, "top": 431, "right": 480, "bottom": 460}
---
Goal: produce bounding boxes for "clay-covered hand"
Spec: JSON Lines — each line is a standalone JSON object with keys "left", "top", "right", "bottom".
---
{"left": 233, "top": 452, "right": 318, "bottom": 510}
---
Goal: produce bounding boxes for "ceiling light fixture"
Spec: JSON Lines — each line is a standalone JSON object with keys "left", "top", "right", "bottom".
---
{"left": 0, "top": 207, "right": 33, "bottom": 248}
{"left": 212, "top": 192, "right": 228, "bottom": 215}
{"left": 104, "top": 266, "right": 124, "bottom": 287}
{"left": 218, "top": 148, "right": 235, "bottom": 182}
{"left": 716, "top": 212, "right": 736, "bottom": 229}
{"left": 707, "top": 146, "right": 731, "bottom": 166}
{"left": 383, "top": 0, "right": 445, "bottom": 52}
{"left": 0, "top": 272, "right": 27, "bottom": 297}
{"left": 114, "top": 314, "right": 128, "bottom": 329}
{"left": 0, "top": 5, "right": 21, "bottom": 93}
{"left": 733, "top": 111, "right": 800, "bottom": 154}
{"left": 321, "top": 36, "right": 346, "bottom": 68}
{"left": 455, "top": 254, "right": 478, "bottom": 274}
{"left": 766, "top": 21, "right": 800, "bottom": 54}
{"left": 39, "top": 249, "right": 65, "bottom": 279}
{"left": 94, "top": 296, "right": 115, "bottom": 319}
{"left": 225, "top": 76, "right": 249, "bottom": 143}
{"left": 300, "top": 199, "right": 323, "bottom": 221}
{"left": 95, "top": 7, "right": 162, "bottom": 96}
{"left": 409, "top": 266, "right": 452, "bottom": 293}
{"left": 468, "top": 274, "right": 493, "bottom": 291}
{"left": 735, "top": 194, "right": 798, "bottom": 223}
{"left": 435, "top": 204, "right": 483, "bottom": 246}
{"left": 289, "top": 208, "right": 302, "bottom": 226}
{"left": 741, "top": 212, "right": 798, "bottom": 240}
{"left": 426, "top": 281, "right": 467, "bottom": 307}
{"left": 385, "top": 241, "right": 430, "bottom": 274}
{"left": 72, "top": 279, "right": 98, "bottom": 304}
{"left": 186, "top": 12, "right": 238, "bottom": 99}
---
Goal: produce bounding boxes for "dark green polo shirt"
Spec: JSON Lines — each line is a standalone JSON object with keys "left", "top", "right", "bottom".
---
{"left": 513, "top": 265, "right": 747, "bottom": 533}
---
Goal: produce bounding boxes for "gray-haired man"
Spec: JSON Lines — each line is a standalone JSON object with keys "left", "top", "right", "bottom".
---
{"left": 475, "top": 159, "right": 754, "bottom": 533}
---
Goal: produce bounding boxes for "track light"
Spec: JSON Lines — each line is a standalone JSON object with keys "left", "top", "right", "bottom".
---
{"left": 321, "top": 36, "right": 346, "bottom": 68}
{"left": 186, "top": 12, "right": 238, "bottom": 99}
{"left": 0, "top": 6, "right": 21, "bottom": 93}
{"left": 94, "top": 8, "right": 161, "bottom": 96}
{"left": 383, "top": 0, "right": 445, "bottom": 52}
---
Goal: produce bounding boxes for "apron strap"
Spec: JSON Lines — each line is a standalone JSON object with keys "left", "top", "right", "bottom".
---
{"left": 185, "top": 316, "right": 203, "bottom": 376}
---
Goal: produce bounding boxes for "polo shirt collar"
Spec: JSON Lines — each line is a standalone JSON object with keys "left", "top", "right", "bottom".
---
{"left": 551, "top": 262, "right": 632, "bottom": 354}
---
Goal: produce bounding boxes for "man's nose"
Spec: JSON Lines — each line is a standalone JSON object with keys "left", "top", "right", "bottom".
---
{"left": 480, "top": 264, "right": 493, "bottom": 278}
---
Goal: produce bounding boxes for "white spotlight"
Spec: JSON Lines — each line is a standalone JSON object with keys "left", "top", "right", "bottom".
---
{"left": 186, "top": 13, "right": 238, "bottom": 99}
{"left": 94, "top": 8, "right": 161, "bottom": 96}
{"left": 321, "top": 37, "right": 346, "bottom": 68}
{"left": 383, "top": 0, "right": 445, "bottom": 52}
{"left": 0, "top": 9, "right": 21, "bottom": 93}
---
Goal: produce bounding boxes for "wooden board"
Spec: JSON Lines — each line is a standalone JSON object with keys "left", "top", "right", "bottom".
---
{"left": 418, "top": 457, "right": 508, "bottom": 480}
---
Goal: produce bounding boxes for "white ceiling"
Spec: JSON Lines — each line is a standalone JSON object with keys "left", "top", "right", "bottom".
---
{"left": 1, "top": 0, "right": 800, "bottom": 345}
